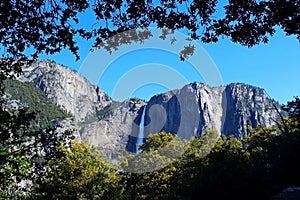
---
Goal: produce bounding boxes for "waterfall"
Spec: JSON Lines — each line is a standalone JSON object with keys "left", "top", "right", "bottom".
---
{"left": 136, "top": 106, "right": 146, "bottom": 153}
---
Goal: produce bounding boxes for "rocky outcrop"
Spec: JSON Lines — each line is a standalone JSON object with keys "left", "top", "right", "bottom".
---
{"left": 140, "top": 83, "right": 224, "bottom": 140}
{"left": 19, "top": 60, "right": 111, "bottom": 122}
{"left": 143, "top": 82, "right": 284, "bottom": 139}
{"left": 18, "top": 60, "right": 285, "bottom": 158}
{"left": 80, "top": 99, "right": 146, "bottom": 160}
{"left": 222, "top": 83, "right": 282, "bottom": 138}
{"left": 18, "top": 60, "right": 133, "bottom": 158}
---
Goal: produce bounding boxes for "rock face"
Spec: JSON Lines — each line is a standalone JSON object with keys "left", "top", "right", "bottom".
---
{"left": 18, "top": 60, "right": 285, "bottom": 158}
{"left": 142, "top": 82, "right": 284, "bottom": 140}
{"left": 143, "top": 83, "right": 225, "bottom": 140}
{"left": 222, "top": 83, "right": 281, "bottom": 138}
{"left": 18, "top": 60, "right": 146, "bottom": 158}
{"left": 19, "top": 60, "right": 111, "bottom": 122}
{"left": 80, "top": 99, "right": 146, "bottom": 159}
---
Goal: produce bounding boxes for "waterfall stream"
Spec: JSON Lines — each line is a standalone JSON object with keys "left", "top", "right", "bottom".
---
{"left": 136, "top": 106, "right": 146, "bottom": 153}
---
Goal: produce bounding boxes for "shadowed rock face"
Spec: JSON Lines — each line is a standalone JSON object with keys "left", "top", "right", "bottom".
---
{"left": 18, "top": 60, "right": 285, "bottom": 158}
{"left": 143, "top": 83, "right": 225, "bottom": 139}
{"left": 144, "top": 82, "right": 284, "bottom": 139}
{"left": 221, "top": 83, "right": 280, "bottom": 138}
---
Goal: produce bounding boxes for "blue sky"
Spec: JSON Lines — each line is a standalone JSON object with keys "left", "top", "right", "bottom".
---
{"left": 203, "top": 29, "right": 300, "bottom": 104}
{"left": 39, "top": 3, "right": 300, "bottom": 105}
{"left": 42, "top": 27, "right": 300, "bottom": 104}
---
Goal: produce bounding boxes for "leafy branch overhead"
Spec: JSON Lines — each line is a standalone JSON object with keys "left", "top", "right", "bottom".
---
{"left": 1, "top": 0, "right": 299, "bottom": 62}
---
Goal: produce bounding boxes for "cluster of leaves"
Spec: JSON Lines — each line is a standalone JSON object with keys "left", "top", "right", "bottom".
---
{"left": 1, "top": 0, "right": 300, "bottom": 63}
{"left": 0, "top": 107, "right": 74, "bottom": 199}
{"left": 32, "top": 141, "right": 122, "bottom": 200}
{"left": 0, "top": 107, "right": 36, "bottom": 198}
{"left": 91, "top": 0, "right": 300, "bottom": 49}
{"left": 118, "top": 119, "right": 300, "bottom": 199}
{"left": 0, "top": 0, "right": 89, "bottom": 61}
{"left": 0, "top": 75, "right": 75, "bottom": 199}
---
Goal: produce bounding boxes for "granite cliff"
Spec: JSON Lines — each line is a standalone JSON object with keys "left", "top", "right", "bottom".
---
{"left": 17, "top": 60, "right": 285, "bottom": 158}
{"left": 142, "top": 82, "right": 282, "bottom": 140}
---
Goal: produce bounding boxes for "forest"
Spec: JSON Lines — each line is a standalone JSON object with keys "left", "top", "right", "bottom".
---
{"left": 1, "top": 0, "right": 300, "bottom": 199}
{"left": 1, "top": 80, "right": 300, "bottom": 199}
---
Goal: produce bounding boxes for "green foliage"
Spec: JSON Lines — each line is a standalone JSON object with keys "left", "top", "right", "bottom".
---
{"left": 0, "top": 78, "right": 75, "bottom": 199}
{"left": 284, "top": 96, "right": 300, "bottom": 130}
{"left": 1, "top": 0, "right": 299, "bottom": 64}
{"left": 33, "top": 141, "right": 123, "bottom": 200}
{"left": 96, "top": 104, "right": 114, "bottom": 120}
{"left": 4, "top": 79, "right": 72, "bottom": 129}
{"left": 1, "top": 74, "right": 300, "bottom": 200}
{"left": 140, "top": 131, "right": 175, "bottom": 152}
{"left": 96, "top": 101, "right": 121, "bottom": 120}
{"left": 118, "top": 114, "right": 300, "bottom": 200}
{"left": 2, "top": 115, "right": 299, "bottom": 199}
{"left": 120, "top": 132, "right": 188, "bottom": 173}
{"left": 0, "top": 107, "right": 36, "bottom": 199}
{"left": 0, "top": 107, "right": 75, "bottom": 199}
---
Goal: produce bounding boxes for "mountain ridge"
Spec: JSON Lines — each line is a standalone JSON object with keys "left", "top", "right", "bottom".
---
{"left": 15, "top": 60, "right": 285, "bottom": 158}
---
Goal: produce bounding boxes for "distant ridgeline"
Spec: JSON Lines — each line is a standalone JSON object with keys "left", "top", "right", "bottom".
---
{"left": 4, "top": 79, "right": 72, "bottom": 129}
{"left": 10, "top": 60, "right": 286, "bottom": 159}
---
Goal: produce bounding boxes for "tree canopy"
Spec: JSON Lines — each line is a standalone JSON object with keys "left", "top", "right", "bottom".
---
{"left": 1, "top": 91, "right": 300, "bottom": 199}
{"left": 1, "top": 1, "right": 300, "bottom": 199}
{"left": 33, "top": 141, "right": 122, "bottom": 200}
{"left": 1, "top": 0, "right": 299, "bottom": 63}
